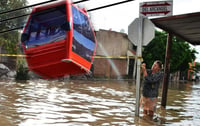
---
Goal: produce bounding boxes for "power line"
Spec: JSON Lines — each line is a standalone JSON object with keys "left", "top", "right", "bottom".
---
{"left": 0, "top": 0, "right": 58, "bottom": 15}
{"left": 0, "top": 26, "right": 24, "bottom": 34}
{"left": 0, "top": 0, "right": 89, "bottom": 15}
{"left": 0, "top": 0, "right": 90, "bottom": 23}
{"left": 73, "top": 0, "right": 90, "bottom": 4}
{"left": 0, "top": 14, "right": 30, "bottom": 23}
{"left": 88, "top": 0, "right": 134, "bottom": 12}
{"left": 0, "top": 0, "right": 134, "bottom": 23}
{"left": 0, "top": 0, "right": 135, "bottom": 34}
{"left": 0, "top": 0, "right": 90, "bottom": 34}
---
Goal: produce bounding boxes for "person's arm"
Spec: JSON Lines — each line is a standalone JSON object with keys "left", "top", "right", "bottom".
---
{"left": 141, "top": 63, "right": 147, "bottom": 77}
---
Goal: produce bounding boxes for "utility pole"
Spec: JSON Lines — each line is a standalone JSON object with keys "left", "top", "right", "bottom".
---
{"left": 161, "top": 33, "right": 173, "bottom": 108}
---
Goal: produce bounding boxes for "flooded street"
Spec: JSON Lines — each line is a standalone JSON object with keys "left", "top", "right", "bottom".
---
{"left": 0, "top": 79, "right": 200, "bottom": 126}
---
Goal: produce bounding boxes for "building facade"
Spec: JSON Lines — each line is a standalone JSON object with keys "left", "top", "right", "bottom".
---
{"left": 92, "top": 29, "right": 136, "bottom": 79}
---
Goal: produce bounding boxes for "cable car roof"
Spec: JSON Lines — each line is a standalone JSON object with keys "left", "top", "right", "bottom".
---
{"left": 151, "top": 12, "right": 200, "bottom": 45}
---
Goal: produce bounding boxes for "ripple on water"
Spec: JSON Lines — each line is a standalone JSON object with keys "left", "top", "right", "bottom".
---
{"left": 1, "top": 80, "right": 200, "bottom": 125}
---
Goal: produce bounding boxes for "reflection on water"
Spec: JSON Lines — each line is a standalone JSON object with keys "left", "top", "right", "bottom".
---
{"left": 0, "top": 79, "right": 200, "bottom": 125}
{"left": 159, "top": 81, "right": 200, "bottom": 126}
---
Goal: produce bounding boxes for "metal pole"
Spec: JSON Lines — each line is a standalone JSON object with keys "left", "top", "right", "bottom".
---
{"left": 133, "top": 59, "right": 137, "bottom": 79}
{"left": 161, "top": 33, "right": 173, "bottom": 108}
{"left": 135, "top": 16, "right": 143, "bottom": 116}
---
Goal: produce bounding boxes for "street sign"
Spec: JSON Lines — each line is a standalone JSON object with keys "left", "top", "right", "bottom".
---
{"left": 128, "top": 18, "right": 140, "bottom": 46}
{"left": 128, "top": 17, "right": 155, "bottom": 116}
{"left": 140, "top": 1, "right": 173, "bottom": 17}
{"left": 143, "top": 18, "right": 155, "bottom": 46}
{"left": 128, "top": 18, "right": 155, "bottom": 46}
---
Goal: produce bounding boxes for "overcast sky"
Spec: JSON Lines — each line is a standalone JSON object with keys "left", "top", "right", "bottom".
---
{"left": 27, "top": 0, "right": 200, "bottom": 31}
{"left": 27, "top": 0, "right": 200, "bottom": 62}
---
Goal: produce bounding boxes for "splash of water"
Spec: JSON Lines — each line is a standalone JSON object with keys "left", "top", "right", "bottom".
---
{"left": 98, "top": 43, "right": 122, "bottom": 80}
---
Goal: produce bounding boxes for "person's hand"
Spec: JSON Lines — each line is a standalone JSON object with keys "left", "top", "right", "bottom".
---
{"left": 141, "top": 63, "right": 146, "bottom": 72}
{"left": 141, "top": 63, "right": 147, "bottom": 77}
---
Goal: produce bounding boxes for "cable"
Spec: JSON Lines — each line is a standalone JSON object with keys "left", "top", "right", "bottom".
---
{"left": 0, "top": 0, "right": 58, "bottom": 15}
{"left": 0, "top": 26, "right": 24, "bottom": 34}
{"left": 0, "top": 0, "right": 135, "bottom": 34}
{"left": 0, "top": 14, "right": 30, "bottom": 23}
{"left": 88, "top": 0, "right": 134, "bottom": 12}
{"left": 73, "top": 0, "right": 89, "bottom": 4}
{"left": 0, "top": 0, "right": 90, "bottom": 23}
{"left": 0, "top": 0, "right": 89, "bottom": 15}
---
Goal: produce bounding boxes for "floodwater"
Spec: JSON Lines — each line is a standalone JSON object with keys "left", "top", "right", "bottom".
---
{"left": 0, "top": 79, "right": 200, "bottom": 126}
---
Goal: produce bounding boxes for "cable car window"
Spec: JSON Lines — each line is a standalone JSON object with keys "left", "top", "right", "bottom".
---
{"left": 24, "top": 5, "right": 67, "bottom": 48}
{"left": 72, "top": 6, "right": 95, "bottom": 62}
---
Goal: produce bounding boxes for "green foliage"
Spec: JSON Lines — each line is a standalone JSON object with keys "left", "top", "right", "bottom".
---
{"left": 142, "top": 30, "right": 167, "bottom": 68}
{"left": 0, "top": 37, "right": 8, "bottom": 46}
{"left": 4, "top": 32, "right": 21, "bottom": 54}
{"left": 15, "top": 59, "right": 29, "bottom": 80}
{"left": 0, "top": 0, "right": 28, "bottom": 54}
{"left": 142, "top": 30, "right": 197, "bottom": 73}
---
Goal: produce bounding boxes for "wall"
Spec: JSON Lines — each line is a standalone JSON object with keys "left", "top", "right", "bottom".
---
{"left": 93, "top": 29, "right": 134, "bottom": 79}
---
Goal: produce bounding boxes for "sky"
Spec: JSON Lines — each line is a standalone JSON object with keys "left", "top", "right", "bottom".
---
{"left": 27, "top": 0, "right": 200, "bottom": 62}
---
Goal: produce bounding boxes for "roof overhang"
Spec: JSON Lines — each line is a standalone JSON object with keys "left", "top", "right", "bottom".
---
{"left": 151, "top": 12, "right": 200, "bottom": 45}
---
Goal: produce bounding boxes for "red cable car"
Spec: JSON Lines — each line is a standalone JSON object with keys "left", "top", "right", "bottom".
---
{"left": 21, "top": 0, "right": 97, "bottom": 79}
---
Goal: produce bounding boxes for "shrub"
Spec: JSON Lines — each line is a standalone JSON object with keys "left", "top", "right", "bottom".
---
{"left": 15, "top": 59, "right": 29, "bottom": 80}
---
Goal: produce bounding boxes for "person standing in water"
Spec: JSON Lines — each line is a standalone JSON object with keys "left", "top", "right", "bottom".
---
{"left": 140, "top": 60, "right": 163, "bottom": 119}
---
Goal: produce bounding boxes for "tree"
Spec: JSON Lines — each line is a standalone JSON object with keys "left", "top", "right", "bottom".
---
{"left": 0, "top": 0, "right": 28, "bottom": 54}
{"left": 142, "top": 30, "right": 197, "bottom": 73}
{"left": 142, "top": 30, "right": 167, "bottom": 68}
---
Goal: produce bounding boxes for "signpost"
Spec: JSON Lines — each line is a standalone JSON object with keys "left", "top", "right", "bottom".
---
{"left": 128, "top": 0, "right": 173, "bottom": 117}
{"left": 128, "top": 18, "right": 155, "bottom": 46}
{"left": 140, "top": 1, "right": 173, "bottom": 17}
{"left": 128, "top": 17, "right": 155, "bottom": 116}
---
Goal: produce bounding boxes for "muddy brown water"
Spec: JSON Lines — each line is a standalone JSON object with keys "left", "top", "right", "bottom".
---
{"left": 0, "top": 79, "right": 199, "bottom": 126}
